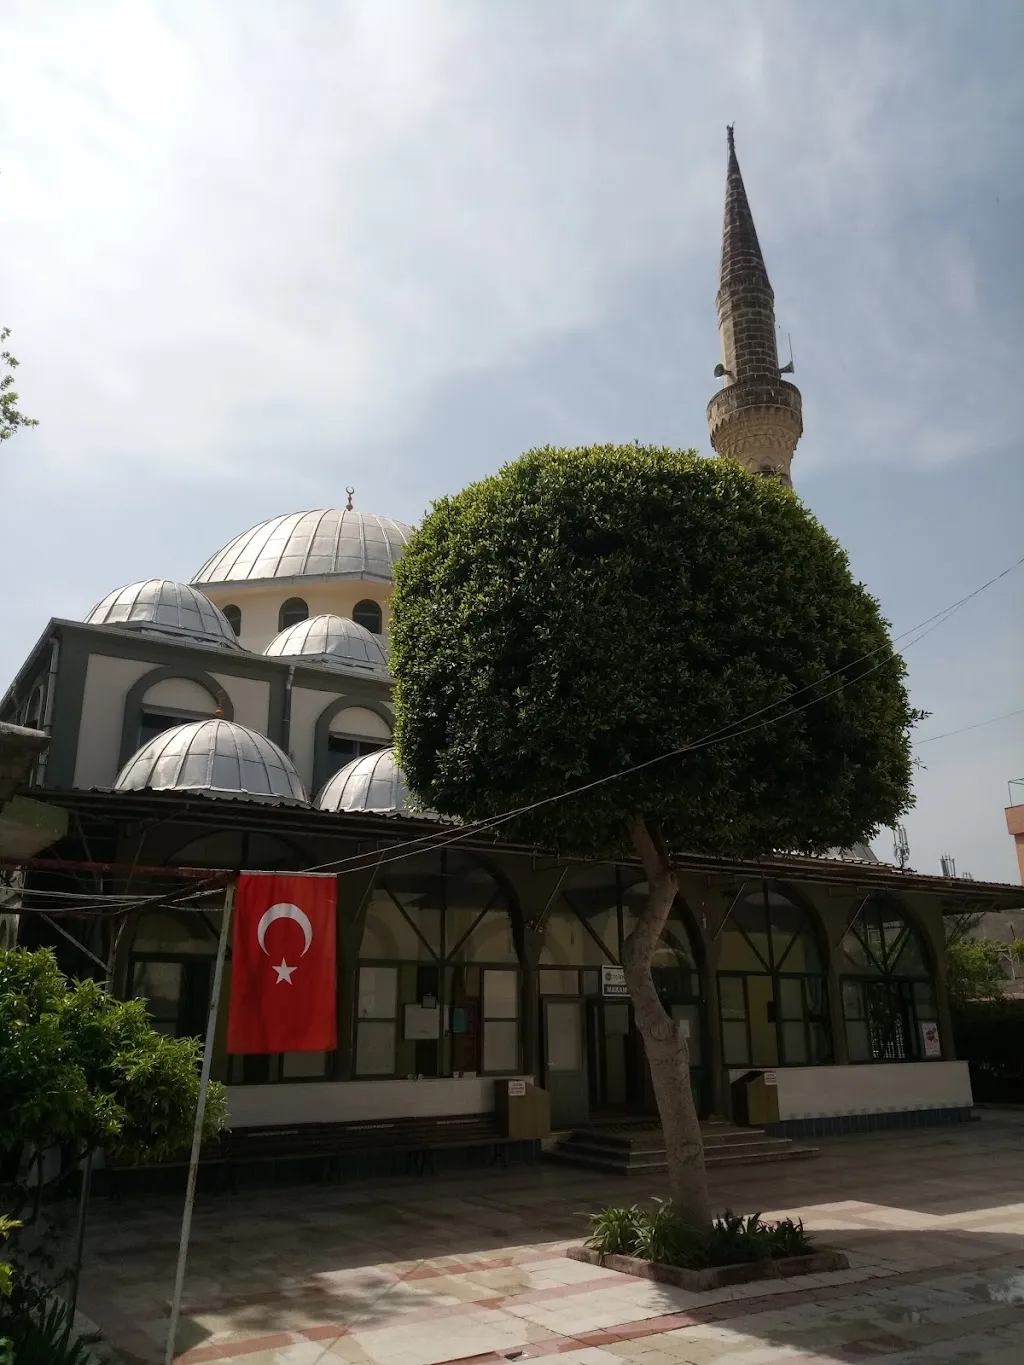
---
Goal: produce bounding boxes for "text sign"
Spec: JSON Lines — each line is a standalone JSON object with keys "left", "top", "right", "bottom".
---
{"left": 507, "top": 1079, "right": 526, "bottom": 1097}
{"left": 920, "top": 1022, "right": 942, "bottom": 1058}
{"left": 762, "top": 1069, "right": 778, "bottom": 1087}
{"left": 601, "top": 965, "right": 628, "bottom": 997}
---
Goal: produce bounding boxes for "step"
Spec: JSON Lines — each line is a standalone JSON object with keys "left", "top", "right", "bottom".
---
{"left": 544, "top": 1142, "right": 818, "bottom": 1175}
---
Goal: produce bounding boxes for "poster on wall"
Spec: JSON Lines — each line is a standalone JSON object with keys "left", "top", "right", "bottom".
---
{"left": 404, "top": 1003, "right": 441, "bottom": 1041}
{"left": 920, "top": 1021, "right": 942, "bottom": 1058}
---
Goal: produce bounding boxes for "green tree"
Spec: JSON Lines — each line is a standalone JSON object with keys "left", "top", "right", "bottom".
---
{"left": 946, "top": 938, "right": 1008, "bottom": 1004}
{"left": 0, "top": 329, "right": 38, "bottom": 443}
{"left": 391, "top": 444, "right": 917, "bottom": 1228}
{"left": 0, "top": 948, "right": 227, "bottom": 1189}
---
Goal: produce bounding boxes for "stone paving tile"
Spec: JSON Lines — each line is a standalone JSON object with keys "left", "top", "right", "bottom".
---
{"left": 69, "top": 1113, "right": 1024, "bottom": 1363}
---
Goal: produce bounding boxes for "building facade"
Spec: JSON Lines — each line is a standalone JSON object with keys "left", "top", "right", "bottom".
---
{"left": 4, "top": 135, "right": 1022, "bottom": 1153}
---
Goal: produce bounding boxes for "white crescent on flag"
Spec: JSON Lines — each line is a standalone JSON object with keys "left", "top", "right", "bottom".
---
{"left": 256, "top": 903, "right": 313, "bottom": 957}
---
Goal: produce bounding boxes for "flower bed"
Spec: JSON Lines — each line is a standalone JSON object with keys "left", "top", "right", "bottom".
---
{"left": 567, "top": 1243, "right": 849, "bottom": 1292}
{"left": 569, "top": 1203, "right": 849, "bottom": 1291}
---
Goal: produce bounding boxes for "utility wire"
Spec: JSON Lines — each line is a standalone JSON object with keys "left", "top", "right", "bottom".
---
{"left": 915, "top": 706, "right": 1024, "bottom": 747}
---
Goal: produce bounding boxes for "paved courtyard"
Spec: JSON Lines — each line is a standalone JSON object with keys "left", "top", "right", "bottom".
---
{"left": 76, "top": 1112, "right": 1024, "bottom": 1365}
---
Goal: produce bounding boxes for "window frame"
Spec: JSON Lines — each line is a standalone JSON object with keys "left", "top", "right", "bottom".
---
{"left": 839, "top": 897, "right": 938, "bottom": 1063}
{"left": 717, "top": 881, "right": 833, "bottom": 1069}
{"left": 278, "top": 596, "right": 309, "bottom": 631}
{"left": 352, "top": 598, "right": 383, "bottom": 634}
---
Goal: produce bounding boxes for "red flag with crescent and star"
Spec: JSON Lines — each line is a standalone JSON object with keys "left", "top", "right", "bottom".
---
{"left": 227, "top": 873, "right": 337, "bottom": 1054}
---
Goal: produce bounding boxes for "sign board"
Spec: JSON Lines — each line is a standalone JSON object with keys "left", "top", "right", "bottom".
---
{"left": 404, "top": 1003, "right": 440, "bottom": 1041}
{"left": 920, "top": 1021, "right": 942, "bottom": 1059}
{"left": 762, "top": 1069, "right": 778, "bottom": 1087}
{"left": 601, "top": 965, "right": 628, "bottom": 997}
{"left": 507, "top": 1079, "right": 526, "bottom": 1097}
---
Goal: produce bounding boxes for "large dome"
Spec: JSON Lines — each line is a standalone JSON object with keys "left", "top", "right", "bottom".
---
{"left": 264, "top": 614, "right": 390, "bottom": 674}
{"left": 192, "top": 509, "right": 414, "bottom": 586}
{"left": 86, "top": 580, "right": 241, "bottom": 649}
{"left": 115, "top": 720, "right": 308, "bottom": 805}
{"left": 315, "top": 746, "right": 440, "bottom": 819}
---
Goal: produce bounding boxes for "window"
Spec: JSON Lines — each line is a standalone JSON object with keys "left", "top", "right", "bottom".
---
{"left": 138, "top": 708, "right": 201, "bottom": 749}
{"left": 222, "top": 604, "right": 242, "bottom": 636}
{"left": 326, "top": 734, "right": 386, "bottom": 778}
{"left": 279, "top": 597, "right": 309, "bottom": 630}
{"left": 130, "top": 910, "right": 219, "bottom": 1040}
{"left": 718, "top": 882, "right": 831, "bottom": 1068}
{"left": 840, "top": 898, "right": 937, "bottom": 1062}
{"left": 356, "top": 850, "right": 521, "bottom": 1078}
{"left": 353, "top": 598, "right": 383, "bottom": 634}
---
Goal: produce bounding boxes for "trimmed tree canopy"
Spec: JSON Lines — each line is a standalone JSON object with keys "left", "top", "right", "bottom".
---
{"left": 392, "top": 444, "right": 916, "bottom": 857}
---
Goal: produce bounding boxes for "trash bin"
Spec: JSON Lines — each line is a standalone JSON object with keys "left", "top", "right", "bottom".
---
{"left": 495, "top": 1079, "right": 551, "bottom": 1140}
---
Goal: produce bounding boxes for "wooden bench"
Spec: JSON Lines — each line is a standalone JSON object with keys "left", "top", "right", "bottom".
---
{"left": 104, "top": 1112, "right": 515, "bottom": 1198}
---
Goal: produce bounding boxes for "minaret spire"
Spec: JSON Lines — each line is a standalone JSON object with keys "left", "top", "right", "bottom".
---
{"left": 707, "top": 127, "right": 802, "bottom": 487}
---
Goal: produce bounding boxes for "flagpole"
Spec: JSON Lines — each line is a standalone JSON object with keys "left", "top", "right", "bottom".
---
{"left": 164, "top": 880, "right": 235, "bottom": 1365}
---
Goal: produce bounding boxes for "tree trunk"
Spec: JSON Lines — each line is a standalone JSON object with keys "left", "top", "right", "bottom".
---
{"left": 622, "top": 816, "right": 712, "bottom": 1230}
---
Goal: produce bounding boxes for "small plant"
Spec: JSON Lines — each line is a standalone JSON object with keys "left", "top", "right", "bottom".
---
{"left": 584, "top": 1203, "right": 815, "bottom": 1269}
{"left": 584, "top": 1205, "right": 645, "bottom": 1257}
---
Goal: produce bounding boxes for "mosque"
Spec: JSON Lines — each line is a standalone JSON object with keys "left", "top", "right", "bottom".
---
{"left": 3, "top": 133, "right": 1021, "bottom": 1171}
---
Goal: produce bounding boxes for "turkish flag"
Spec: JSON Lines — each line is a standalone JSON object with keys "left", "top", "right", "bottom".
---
{"left": 227, "top": 873, "right": 337, "bottom": 1054}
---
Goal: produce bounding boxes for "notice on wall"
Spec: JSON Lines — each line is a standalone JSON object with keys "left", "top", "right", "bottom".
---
{"left": 404, "top": 1003, "right": 441, "bottom": 1041}
{"left": 920, "top": 1021, "right": 942, "bottom": 1058}
{"left": 507, "top": 1079, "right": 526, "bottom": 1097}
{"left": 601, "top": 965, "right": 628, "bottom": 997}
{"left": 762, "top": 1070, "right": 778, "bottom": 1087}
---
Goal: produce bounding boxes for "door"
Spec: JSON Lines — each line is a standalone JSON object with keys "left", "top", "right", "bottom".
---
{"left": 543, "top": 999, "right": 589, "bottom": 1129}
{"left": 586, "top": 1001, "right": 629, "bottom": 1111}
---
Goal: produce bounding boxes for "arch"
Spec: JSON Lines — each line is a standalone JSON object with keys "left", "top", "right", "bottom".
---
{"left": 118, "top": 665, "right": 233, "bottom": 769}
{"left": 312, "top": 694, "right": 395, "bottom": 793}
{"left": 839, "top": 893, "right": 938, "bottom": 1062}
{"left": 279, "top": 597, "right": 309, "bottom": 631}
{"left": 222, "top": 604, "right": 242, "bottom": 636}
{"left": 353, "top": 598, "right": 383, "bottom": 634}
{"left": 717, "top": 879, "right": 833, "bottom": 1068}
{"left": 355, "top": 848, "right": 522, "bottom": 1078}
{"left": 128, "top": 909, "right": 219, "bottom": 1038}
{"left": 165, "top": 828, "right": 305, "bottom": 871}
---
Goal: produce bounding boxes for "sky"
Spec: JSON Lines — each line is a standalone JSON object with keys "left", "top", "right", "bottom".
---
{"left": 1, "top": 0, "right": 1021, "bottom": 881}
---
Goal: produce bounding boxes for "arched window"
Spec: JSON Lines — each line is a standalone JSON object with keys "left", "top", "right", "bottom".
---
{"left": 325, "top": 706, "right": 392, "bottom": 780}
{"left": 356, "top": 850, "right": 519, "bottom": 1079}
{"left": 222, "top": 604, "right": 242, "bottom": 636}
{"left": 279, "top": 597, "right": 309, "bottom": 630}
{"left": 839, "top": 897, "right": 938, "bottom": 1062}
{"left": 353, "top": 598, "right": 383, "bottom": 634}
{"left": 136, "top": 675, "right": 220, "bottom": 750}
{"left": 718, "top": 881, "right": 831, "bottom": 1068}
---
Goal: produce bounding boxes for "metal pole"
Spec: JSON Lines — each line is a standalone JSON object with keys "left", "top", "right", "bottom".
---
{"left": 66, "top": 1151, "right": 94, "bottom": 1328}
{"left": 164, "top": 881, "right": 235, "bottom": 1365}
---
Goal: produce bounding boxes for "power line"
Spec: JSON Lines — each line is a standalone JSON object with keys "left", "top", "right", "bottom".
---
{"left": 294, "top": 550, "right": 1024, "bottom": 880}
{"left": 915, "top": 706, "right": 1024, "bottom": 747}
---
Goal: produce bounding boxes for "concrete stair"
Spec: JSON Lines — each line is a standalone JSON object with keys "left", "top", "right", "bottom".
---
{"left": 544, "top": 1118, "right": 817, "bottom": 1175}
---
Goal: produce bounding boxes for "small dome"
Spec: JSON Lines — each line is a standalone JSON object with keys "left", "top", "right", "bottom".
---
{"left": 86, "top": 580, "right": 241, "bottom": 649}
{"left": 192, "top": 508, "right": 414, "bottom": 586}
{"left": 264, "top": 614, "right": 390, "bottom": 674}
{"left": 115, "top": 720, "right": 308, "bottom": 805}
{"left": 315, "top": 746, "right": 440, "bottom": 819}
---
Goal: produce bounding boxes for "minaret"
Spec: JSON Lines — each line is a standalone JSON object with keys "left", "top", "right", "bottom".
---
{"left": 707, "top": 127, "right": 802, "bottom": 487}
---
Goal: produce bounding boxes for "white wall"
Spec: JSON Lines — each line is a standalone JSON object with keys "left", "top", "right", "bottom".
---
{"left": 330, "top": 706, "right": 392, "bottom": 739}
{"left": 143, "top": 676, "right": 220, "bottom": 712}
{"left": 73, "top": 655, "right": 153, "bottom": 788}
{"left": 729, "top": 1063, "right": 973, "bottom": 1118}
{"left": 210, "top": 672, "right": 271, "bottom": 732}
{"left": 227, "top": 1075, "right": 532, "bottom": 1128}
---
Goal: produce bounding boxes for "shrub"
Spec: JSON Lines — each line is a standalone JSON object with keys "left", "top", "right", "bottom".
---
{"left": 585, "top": 1202, "right": 814, "bottom": 1269}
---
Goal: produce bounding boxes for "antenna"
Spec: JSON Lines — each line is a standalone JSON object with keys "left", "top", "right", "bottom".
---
{"left": 893, "top": 825, "right": 910, "bottom": 870}
{"left": 940, "top": 853, "right": 956, "bottom": 879}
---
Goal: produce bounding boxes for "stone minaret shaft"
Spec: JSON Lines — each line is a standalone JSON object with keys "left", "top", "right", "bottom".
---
{"left": 707, "top": 127, "right": 802, "bottom": 487}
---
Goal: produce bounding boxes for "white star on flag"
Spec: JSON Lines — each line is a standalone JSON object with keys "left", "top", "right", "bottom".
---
{"left": 273, "top": 960, "right": 296, "bottom": 984}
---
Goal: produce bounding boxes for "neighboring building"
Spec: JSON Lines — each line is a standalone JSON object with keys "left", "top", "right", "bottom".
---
{"left": 1006, "top": 791, "right": 1024, "bottom": 886}
{"left": 0, "top": 720, "right": 68, "bottom": 949}
{"left": 4, "top": 134, "right": 1023, "bottom": 1151}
